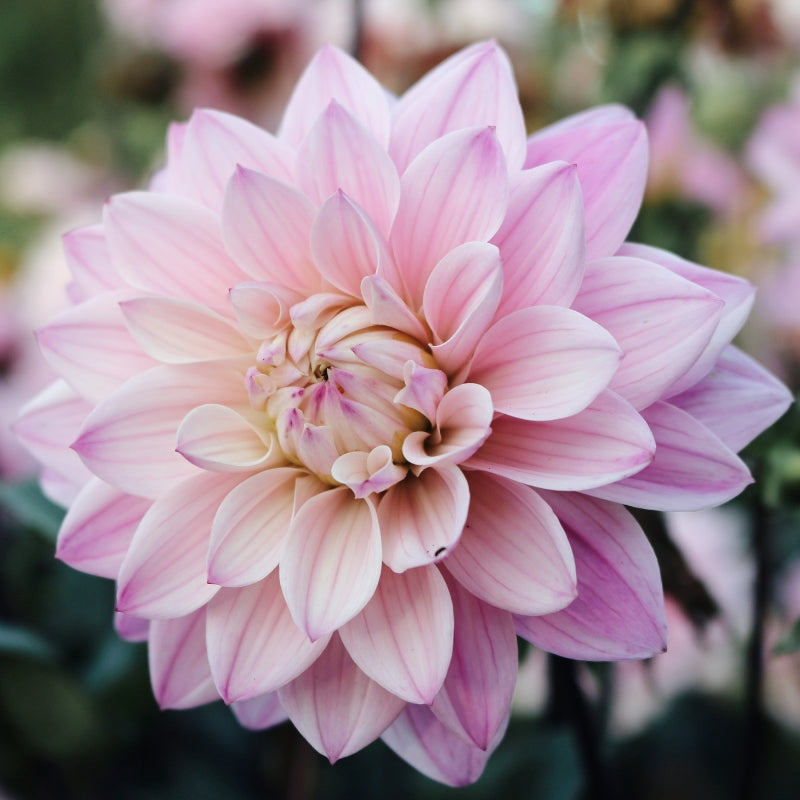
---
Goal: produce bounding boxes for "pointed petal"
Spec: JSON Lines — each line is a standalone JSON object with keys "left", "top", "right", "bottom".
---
{"left": 379, "top": 465, "right": 469, "bottom": 572}
{"left": 382, "top": 704, "right": 508, "bottom": 787}
{"left": 390, "top": 40, "right": 526, "bottom": 173}
{"left": 669, "top": 345, "right": 792, "bottom": 452}
{"left": 390, "top": 127, "right": 508, "bottom": 308}
{"left": 206, "top": 573, "right": 330, "bottom": 703}
{"left": 297, "top": 102, "right": 400, "bottom": 235}
{"left": 526, "top": 112, "right": 648, "bottom": 261}
{"left": 340, "top": 564, "right": 453, "bottom": 704}
{"left": 587, "top": 401, "right": 753, "bottom": 511}
{"left": 572, "top": 256, "right": 724, "bottom": 410}
{"left": 116, "top": 473, "right": 243, "bottom": 618}
{"left": 445, "top": 473, "right": 576, "bottom": 615}
{"left": 279, "top": 634, "right": 405, "bottom": 762}
{"left": 120, "top": 297, "right": 251, "bottom": 363}
{"left": 360, "top": 274, "right": 428, "bottom": 340}
{"left": 179, "top": 108, "right": 294, "bottom": 209}
{"left": 73, "top": 361, "right": 247, "bottom": 498}
{"left": 36, "top": 292, "right": 156, "bottom": 403}
{"left": 279, "top": 488, "right": 381, "bottom": 640}
{"left": 56, "top": 478, "right": 151, "bottom": 579}
{"left": 279, "top": 44, "right": 391, "bottom": 148}
{"left": 148, "top": 608, "right": 220, "bottom": 709}
{"left": 104, "top": 192, "right": 246, "bottom": 312}
{"left": 493, "top": 161, "right": 585, "bottom": 315}
{"left": 207, "top": 467, "right": 301, "bottom": 586}
{"left": 424, "top": 242, "right": 503, "bottom": 377}
{"left": 231, "top": 692, "right": 288, "bottom": 730}
{"left": 467, "top": 390, "right": 655, "bottom": 490}
{"left": 431, "top": 576, "right": 517, "bottom": 750}
{"left": 469, "top": 306, "right": 621, "bottom": 420}
{"left": 515, "top": 491, "right": 667, "bottom": 660}
{"left": 222, "top": 166, "right": 319, "bottom": 291}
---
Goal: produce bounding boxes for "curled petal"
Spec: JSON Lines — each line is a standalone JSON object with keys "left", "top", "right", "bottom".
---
{"left": 393, "top": 362, "right": 448, "bottom": 421}
{"left": 360, "top": 275, "right": 428, "bottom": 341}
{"left": 331, "top": 446, "right": 408, "bottom": 498}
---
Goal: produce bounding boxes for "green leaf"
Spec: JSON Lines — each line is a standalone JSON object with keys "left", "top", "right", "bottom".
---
{"left": 773, "top": 617, "right": 800, "bottom": 657}
{"left": 0, "top": 479, "right": 64, "bottom": 541}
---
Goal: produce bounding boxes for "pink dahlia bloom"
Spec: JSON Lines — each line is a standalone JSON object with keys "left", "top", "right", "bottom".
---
{"left": 15, "top": 42, "right": 792, "bottom": 785}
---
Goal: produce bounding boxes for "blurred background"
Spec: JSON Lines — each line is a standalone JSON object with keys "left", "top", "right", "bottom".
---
{"left": 1, "top": 1, "right": 800, "bottom": 798}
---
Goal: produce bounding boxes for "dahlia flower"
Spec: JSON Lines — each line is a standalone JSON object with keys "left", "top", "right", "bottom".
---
{"left": 15, "top": 42, "right": 791, "bottom": 785}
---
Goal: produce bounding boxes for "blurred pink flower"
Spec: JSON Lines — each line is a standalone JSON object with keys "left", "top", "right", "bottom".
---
{"left": 15, "top": 42, "right": 791, "bottom": 784}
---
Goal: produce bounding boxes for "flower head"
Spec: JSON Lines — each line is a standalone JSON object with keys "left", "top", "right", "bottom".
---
{"left": 16, "top": 41, "right": 792, "bottom": 785}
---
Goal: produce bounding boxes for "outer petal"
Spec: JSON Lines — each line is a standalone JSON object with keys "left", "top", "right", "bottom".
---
{"left": 231, "top": 693, "right": 288, "bottom": 731}
{"left": 279, "top": 488, "right": 381, "bottom": 640}
{"left": 468, "top": 306, "right": 621, "bottom": 420}
{"left": 669, "top": 345, "right": 793, "bottom": 452}
{"left": 445, "top": 473, "right": 576, "bottom": 615}
{"left": 279, "top": 44, "right": 391, "bottom": 148}
{"left": 56, "top": 478, "right": 151, "bottom": 579}
{"left": 116, "top": 472, "right": 243, "bottom": 618}
{"left": 340, "top": 565, "right": 454, "bottom": 705}
{"left": 115, "top": 611, "right": 149, "bottom": 642}
{"left": 63, "top": 224, "right": 125, "bottom": 298}
{"left": 207, "top": 467, "right": 302, "bottom": 587}
{"left": 587, "top": 401, "right": 753, "bottom": 511}
{"left": 222, "top": 166, "right": 319, "bottom": 292}
{"left": 278, "top": 634, "right": 405, "bottom": 763}
{"left": 572, "top": 256, "right": 724, "bottom": 410}
{"left": 148, "top": 608, "right": 220, "bottom": 709}
{"left": 467, "top": 390, "right": 655, "bottom": 490}
{"left": 296, "top": 101, "right": 400, "bottom": 235}
{"left": 526, "top": 112, "right": 648, "bottom": 261}
{"left": 515, "top": 492, "right": 667, "bottom": 660}
{"left": 431, "top": 576, "right": 517, "bottom": 751}
{"left": 179, "top": 108, "right": 294, "bottom": 209}
{"left": 492, "top": 161, "right": 585, "bottom": 315}
{"left": 390, "top": 127, "right": 508, "bottom": 308}
{"left": 382, "top": 704, "right": 508, "bottom": 788}
{"left": 104, "top": 192, "right": 246, "bottom": 312}
{"left": 390, "top": 40, "right": 526, "bottom": 173}
{"left": 379, "top": 464, "right": 469, "bottom": 572}
{"left": 206, "top": 573, "right": 330, "bottom": 703}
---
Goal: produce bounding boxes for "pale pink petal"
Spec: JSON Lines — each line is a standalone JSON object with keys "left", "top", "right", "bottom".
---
{"left": 116, "top": 472, "right": 243, "bottom": 618}
{"left": 468, "top": 306, "right": 621, "bottom": 420}
{"left": 381, "top": 704, "right": 508, "bottom": 787}
{"left": 104, "top": 192, "right": 246, "bottom": 312}
{"left": 492, "top": 161, "right": 585, "bottom": 315}
{"left": 423, "top": 242, "right": 503, "bottom": 377}
{"left": 63, "top": 224, "right": 125, "bottom": 297}
{"left": 39, "top": 469, "right": 84, "bottom": 507}
{"left": 207, "top": 467, "right": 302, "bottom": 586}
{"left": 179, "top": 108, "right": 294, "bottom": 209}
{"left": 14, "top": 380, "right": 93, "bottom": 486}
{"left": 231, "top": 693, "right": 287, "bottom": 730}
{"left": 670, "top": 345, "right": 793, "bottom": 452}
{"left": 467, "top": 390, "right": 655, "bottom": 490}
{"left": 222, "top": 166, "right": 319, "bottom": 292}
{"left": 360, "top": 275, "right": 428, "bottom": 341}
{"left": 176, "top": 404, "right": 276, "bottom": 472}
{"left": 56, "top": 478, "right": 151, "bottom": 579}
{"left": 572, "top": 256, "right": 724, "bottom": 410}
{"left": 445, "top": 473, "right": 576, "bottom": 615}
{"left": 379, "top": 464, "right": 469, "bottom": 572}
{"left": 278, "top": 634, "right": 405, "bottom": 763}
{"left": 340, "top": 564, "right": 453, "bottom": 704}
{"left": 114, "top": 611, "right": 149, "bottom": 642}
{"left": 390, "top": 127, "right": 508, "bottom": 308}
{"left": 393, "top": 362, "right": 448, "bottom": 421}
{"left": 73, "top": 361, "right": 247, "bottom": 498}
{"left": 331, "top": 446, "right": 408, "bottom": 499}
{"left": 148, "top": 608, "right": 220, "bottom": 709}
{"left": 431, "top": 576, "right": 517, "bottom": 750}
{"left": 120, "top": 297, "right": 251, "bottom": 364}
{"left": 228, "top": 282, "right": 302, "bottom": 339}
{"left": 515, "top": 491, "right": 667, "bottom": 660}
{"left": 279, "top": 488, "right": 382, "bottom": 640}
{"left": 279, "top": 44, "right": 392, "bottom": 148}
{"left": 526, "top": 112, "right": 648, "bottom": 261}
{"left": 296, "top": 102, "right": 400, "bottom": 235}
{"left": 618, "top": 242, "right": 757, "bottom": 396}
{"left": 402, "top": 383, "right": 493, "bottom": 468}
{"left": 36, "top": 292, "right": 156, "bottom": 403}
{"left": 206, "top": 574, "right": 330, "bottom": 703}
{"left": 587, "top": 401, "right": 753, "bottom": 511}
{"left": 390, "top": 40, "right": 526, "bottom": 173}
